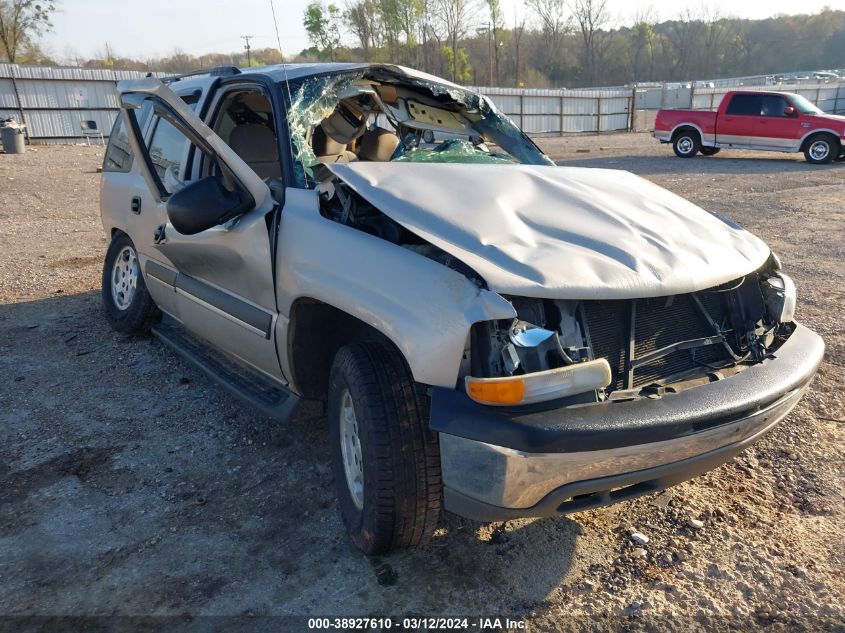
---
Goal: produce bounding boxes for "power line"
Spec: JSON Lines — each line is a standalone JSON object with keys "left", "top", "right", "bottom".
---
{"left": 241, "top": 35, "right": 253, "bottom": 66}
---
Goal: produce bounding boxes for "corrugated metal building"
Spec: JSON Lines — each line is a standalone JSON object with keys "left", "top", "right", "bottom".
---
{"left": 0, "top": 64, "right": 155, "bottom": 143}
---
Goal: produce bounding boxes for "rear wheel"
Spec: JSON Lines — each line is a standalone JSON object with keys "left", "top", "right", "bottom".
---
{"left": 672, "top": 130, "right": 700, "bottom": 158}
{"left": 699, "top": 146, "right": 721, "bottom": 156}
{"left": 803, "top": 134, "right": 838, "bottom": 164}
{"left": 102, "top": 233, "right": 160, "bottom": 334}
{"left": 328, "top": 342, "right": 442, "bottom": 555}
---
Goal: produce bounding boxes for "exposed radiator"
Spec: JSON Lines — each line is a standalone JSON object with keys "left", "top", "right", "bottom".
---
{"left": 583, "top": 290, "right": 732, "bottom": 391}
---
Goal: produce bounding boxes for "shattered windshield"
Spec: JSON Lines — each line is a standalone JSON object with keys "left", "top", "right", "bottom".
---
{"left": 282, "top": 68, "right": 553, "bottom": 188}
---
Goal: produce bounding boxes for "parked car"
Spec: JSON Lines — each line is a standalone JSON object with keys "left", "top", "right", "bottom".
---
{"left": 654, "top": 90, "right": 845, "bottom": 163}
{"left": 101, "top": 64, "right": 824, "bottom": 554}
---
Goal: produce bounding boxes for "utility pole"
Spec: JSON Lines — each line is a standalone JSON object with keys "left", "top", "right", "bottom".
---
{"left": 241, "top": 35, "right": 254, "bottom": 66}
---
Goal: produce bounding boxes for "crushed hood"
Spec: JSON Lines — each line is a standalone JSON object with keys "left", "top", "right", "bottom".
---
{"left": 327, "top": 162, "right": 771, "bottom": 300}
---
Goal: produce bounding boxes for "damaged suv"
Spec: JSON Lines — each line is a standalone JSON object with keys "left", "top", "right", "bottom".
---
{"left": 101, "top": 63, "right": 824, "bottom": 554}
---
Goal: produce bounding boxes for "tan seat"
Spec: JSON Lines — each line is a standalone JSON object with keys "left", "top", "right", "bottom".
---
{"left": 228, "top": 124, "right": 281, "bottom": 181}
{"left": 357, "top": 128, "right": 400, "bottom": 161}
{"left": 312, "top": 125, "right": 357, "bottom": 164}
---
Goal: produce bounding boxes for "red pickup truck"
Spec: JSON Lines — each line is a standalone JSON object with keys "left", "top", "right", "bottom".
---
{"left": 654, "top": 90, "right": 845, "bottom": 163}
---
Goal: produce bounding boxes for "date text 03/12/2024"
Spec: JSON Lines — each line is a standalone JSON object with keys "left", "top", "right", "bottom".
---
{"left": 307, "top": 617, "right": 527, "bottom": 630}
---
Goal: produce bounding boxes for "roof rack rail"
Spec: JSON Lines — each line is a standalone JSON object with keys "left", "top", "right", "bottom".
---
{"left": 153, "top": 65, "right": 242, "bottom": 84}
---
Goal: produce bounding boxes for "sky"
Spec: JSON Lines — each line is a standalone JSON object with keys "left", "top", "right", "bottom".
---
{"left": 45, "top": 0, "right": 838, "bottom": 63}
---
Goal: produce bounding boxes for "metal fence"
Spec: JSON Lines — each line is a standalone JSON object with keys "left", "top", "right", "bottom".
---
{"left": 0, "top": 64, "right": 154, "bottom": 143}
{"left": 2, "top": 62, "right": 845, "bottom": 143}
{"left": 467, "top": 86, "right": 634, "bottom": 136}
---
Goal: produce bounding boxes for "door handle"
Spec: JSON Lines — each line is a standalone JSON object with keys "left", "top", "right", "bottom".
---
{"left": 131, "top": 196, "right": 142, "bottom": 214}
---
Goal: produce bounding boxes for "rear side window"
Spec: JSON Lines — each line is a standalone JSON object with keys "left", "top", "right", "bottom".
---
{"left": 761, "top": 95, "right": 790, "bottom": 117}
{"left": 725, "top": 94, "right": 762, "bottom": 116}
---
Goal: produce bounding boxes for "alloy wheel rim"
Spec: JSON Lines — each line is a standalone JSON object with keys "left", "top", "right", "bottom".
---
{"left": 678, "top": 136, "right": 694, "bottom": 154}
{"left": 809, "top": 140, "right": 830, "bottom": 161}
{"left": 339, "top": 389, "right": 364, "bottom": 510}
{"left": 111, "top": 245, "right": 139, "bottom": 311}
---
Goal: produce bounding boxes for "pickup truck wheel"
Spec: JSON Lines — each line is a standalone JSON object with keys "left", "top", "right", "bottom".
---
{"left": 803, "top": 134, "right": 838, "bottom": 164}
{"left": 328, "top": 342, "right": 442, "bottom": 555}
{"left": 101, "top": 233, "right": 160, "bottom": 335}
{"left": 672, "top": 131, "right": 700, "bottom": 158}
{"left": 699, "top": 147, "right": 720, "bottom": 156}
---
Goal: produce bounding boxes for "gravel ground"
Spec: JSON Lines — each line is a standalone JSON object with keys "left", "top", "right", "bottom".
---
{"left": 0, "top": 136, "right": 843, "bottom": 630}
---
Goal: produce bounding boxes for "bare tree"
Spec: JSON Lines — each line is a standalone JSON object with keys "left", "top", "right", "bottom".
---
{"left": 346, "top": 0, "right": 380, "bottom": 59}
{"left": 513, "top": 10, "right": 526, "bottom": 86}
{"left": 526, "top": 0, "right": 569, "bottom": 53}
{"left": 433, "top": 0, "right": 477, "bottom": 80}
{"left": 0, "top": 0, "right": 55, "bottom": 64}
{"left": 486, "top": 0, "right": 503, "bottom": 83}
{"left": 665, "top": 7, "right": 704, "bottom": 79}
{"left": 700, "top": 5, "right": 726, "bottom": 78}
{"left": 629, "top": 6, "right": 656, "bottom": 82}
{"left": 570, "top": 0, "right": 610, "bottom": 85}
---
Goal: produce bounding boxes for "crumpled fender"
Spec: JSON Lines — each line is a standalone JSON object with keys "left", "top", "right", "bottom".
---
{"left": 275, "top": 188, "right": 516, "bottom": 388}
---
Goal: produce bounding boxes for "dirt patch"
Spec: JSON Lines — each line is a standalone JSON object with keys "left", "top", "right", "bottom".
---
{"left": 0, "top": 140, "right": 842, "bottom": 626}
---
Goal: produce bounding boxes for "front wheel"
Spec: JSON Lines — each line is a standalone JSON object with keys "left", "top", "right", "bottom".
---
{"left": 672, "top": 130, "right": 700, "bottom": 158}
{"left": 101, "top": 233, "right": 160, "bottom": 334}
{"left": 803, "top": 134, "right": 839, "bottom": 164}
{"left": 328, "top": 342, "right": 442, "bottom": 555}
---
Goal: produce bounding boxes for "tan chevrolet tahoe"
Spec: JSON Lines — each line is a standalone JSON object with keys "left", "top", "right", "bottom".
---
{"left": 100, "top": 62, "right": 824, "bottom": 554}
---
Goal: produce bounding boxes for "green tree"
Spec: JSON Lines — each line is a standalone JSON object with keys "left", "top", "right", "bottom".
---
{"left": 0, "top": 0, "right": 55, "bottom": 63}
{"left": 440, "top": 44, "right": 472, "bottom": 82}
{"left": 304, "top": 0, "right": 342, "bottom": 61}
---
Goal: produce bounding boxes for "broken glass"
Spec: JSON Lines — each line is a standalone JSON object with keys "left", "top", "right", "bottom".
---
{"left": 395, "top": 139, "right": 514, "bottom": 164}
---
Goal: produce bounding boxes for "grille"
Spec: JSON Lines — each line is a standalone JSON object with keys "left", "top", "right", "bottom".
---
{"left": 583, "top": 291, "right": 732, "bottom": 391}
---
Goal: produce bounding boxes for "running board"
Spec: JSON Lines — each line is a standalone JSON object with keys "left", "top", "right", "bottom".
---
{"left": 152, "top": 316, "right": 299, "bottom": 422}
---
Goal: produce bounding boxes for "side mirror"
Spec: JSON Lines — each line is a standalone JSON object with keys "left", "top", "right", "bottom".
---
{"left": 166, "top": 176, "right": 254, "bottom": 235}
{"left": 784, "top": 106, "right": 796, "bottom": 116}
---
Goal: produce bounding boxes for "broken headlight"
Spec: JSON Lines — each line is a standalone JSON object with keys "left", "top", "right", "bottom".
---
{"left": 761, "top": 272, "right": 796, "bottom": 324}
{"left": 466, "top": 300, "right": 609, "bottom": 406}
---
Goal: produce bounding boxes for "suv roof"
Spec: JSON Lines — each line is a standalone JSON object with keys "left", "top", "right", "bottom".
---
{"left": 159, "top": 62, "right": 464, "bottom": 94}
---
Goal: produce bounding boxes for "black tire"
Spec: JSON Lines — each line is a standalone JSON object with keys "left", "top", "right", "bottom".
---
{"left": 101, "top": 233, "right": 160, "bottom": 335}
{"left": 328, "top": 342, "right": 442, "bottom": 555}
{"left": 699, "top": 146, "right": 721, "bottom": 156}
{"left": 672, "top": 130, "right": 700, "bottom": 158}
{"left": 803, "top": 133, "right": 839, "bottom": 164}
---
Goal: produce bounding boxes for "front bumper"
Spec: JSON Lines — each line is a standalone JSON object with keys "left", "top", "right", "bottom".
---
{"left": 430, "top": 323, "right": 824, "bottom": 521}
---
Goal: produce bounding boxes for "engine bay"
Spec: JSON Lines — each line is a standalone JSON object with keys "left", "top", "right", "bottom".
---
{"left": 466, "top": 269, "right": 794, "bottom": 404}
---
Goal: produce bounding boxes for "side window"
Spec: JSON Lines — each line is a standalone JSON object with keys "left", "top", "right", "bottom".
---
{"left": 144, "top": 92, "right": 201, "bottom": 194}
{"left": 147, "top": 117, "right": 189, "bottom": 191}
{"left": 725, "top": 94, "right": 762, "bottom": 116}
{"left": 103, "top": 102, "right": 152, "bottom": 172}
{"left": 761, "top": 95, "right": 789, "bottom": 117}
{"left": 206, "top": 88, "right": 281, "bottom": 182}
